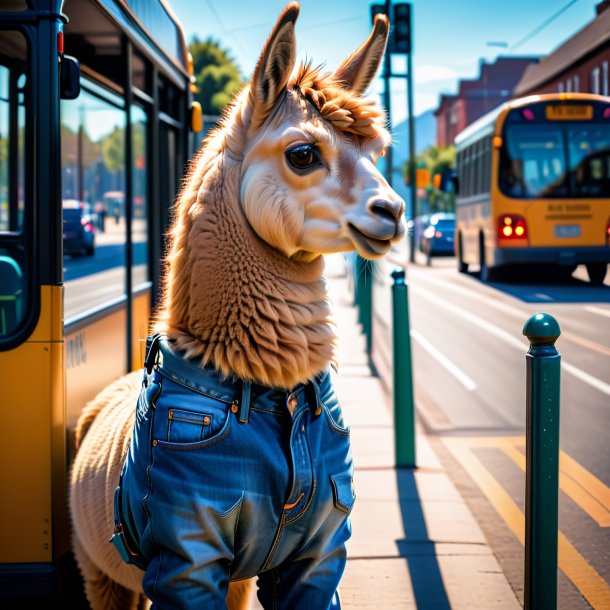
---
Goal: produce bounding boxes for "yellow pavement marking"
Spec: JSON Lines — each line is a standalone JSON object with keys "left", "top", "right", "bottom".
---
{"left": 499, "top": 440, "right": 610, "bottom": 527}
{"left": 444, "top": 437, "right": 610, "bottom": 609}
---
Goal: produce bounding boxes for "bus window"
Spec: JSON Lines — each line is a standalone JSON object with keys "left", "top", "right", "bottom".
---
{"left": 131, "top": 104, "right": 148, "bottom": 288}
{"left": 61, "top": 84, "right": 127, "bottom": 320}
{"left": 567, "top": 126, "right": 610, "bottom": 197}
{"left": 0, "top": 52, "right": 26, "bottom": 232}
{"left": 501, "top": 122, "right": 610, "bottom": 199}
{"left": 500, "top": 126, "right": 566, "bottom": 198}
{"left": 0, "top": 30, "right": 28, "bottom": 338}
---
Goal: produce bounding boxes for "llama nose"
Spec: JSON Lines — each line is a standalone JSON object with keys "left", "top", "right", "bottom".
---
{"left": 369, "top": 199, "right": 405, "bottom": 223}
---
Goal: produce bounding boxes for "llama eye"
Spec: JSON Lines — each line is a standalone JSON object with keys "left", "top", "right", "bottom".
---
{"left": 286, "top": 144, "right": 320, "bottom": 173}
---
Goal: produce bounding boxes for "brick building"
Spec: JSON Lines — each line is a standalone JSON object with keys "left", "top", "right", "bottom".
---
{"left": 514, "top": 1, "right": 610, "bottom": 97}
{"left": 435, "top": 57, "right": 538, "bottom": 147}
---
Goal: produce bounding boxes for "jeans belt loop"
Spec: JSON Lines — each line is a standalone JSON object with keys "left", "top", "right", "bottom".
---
{"left": 306, "top": 379, "right": 323, "bottom": 416}
{"left": 239, "top": 380, "right": 252, "bottom": 423}
{"left": 144, "top": 334, "right": 162, "bottom": 375}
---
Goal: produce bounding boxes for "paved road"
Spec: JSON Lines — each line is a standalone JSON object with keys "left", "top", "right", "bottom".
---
{"left": 403, "top": 256, "right": 610, "bottom": 609}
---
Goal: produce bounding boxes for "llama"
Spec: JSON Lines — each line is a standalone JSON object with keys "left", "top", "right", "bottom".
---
{"left": 69, "top": 3, "right": 405, "bottom": 609}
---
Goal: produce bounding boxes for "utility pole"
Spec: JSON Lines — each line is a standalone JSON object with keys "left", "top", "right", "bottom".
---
{"left": 372, "top": 2, "right": 415, "bottom": 260}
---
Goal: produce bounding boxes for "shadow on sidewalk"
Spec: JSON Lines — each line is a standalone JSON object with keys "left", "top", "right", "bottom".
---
{"left": 395, "top": 469, "right": 451, "bottom": 609}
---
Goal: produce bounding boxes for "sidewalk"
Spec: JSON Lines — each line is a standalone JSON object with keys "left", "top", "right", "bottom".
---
{"left": 325, "top": 255, "right": 521, "bottom": 610}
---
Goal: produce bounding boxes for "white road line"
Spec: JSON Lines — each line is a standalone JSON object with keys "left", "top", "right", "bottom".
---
{"left": 409, "top": 268, "right": 528, "bottom": 320}
{"left": 410, "top": 329, "right": 477, "bottom": 391}
{"left": 533, "top": 293, "right": 553, "bottom": 301}
{"left": 585, "top": 306, "right": 610, "bottom": 319}
{"left": 412, "top": 283, "right": 610, "bottom": 398}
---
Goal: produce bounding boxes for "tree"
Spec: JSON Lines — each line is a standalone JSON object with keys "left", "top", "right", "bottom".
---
{"left": 189, "top": 37, "right": 243, "bottom": 116}
{"left": 405, "top": 144, "right": 456, "bottom": 213}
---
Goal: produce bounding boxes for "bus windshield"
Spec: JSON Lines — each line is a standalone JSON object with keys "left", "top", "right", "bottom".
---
{"left": 499, "top": 123, "right": 610, "bottom": 199}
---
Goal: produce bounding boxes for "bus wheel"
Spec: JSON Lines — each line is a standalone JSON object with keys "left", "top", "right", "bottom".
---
{"left": 457, "top": 234, "right": 468, "bottom": 274}
{"left": 586, "top": 263, "right": 607, "bottom": 286}
{"left": 479, "top": 234, "right": 495, "bottom": 281}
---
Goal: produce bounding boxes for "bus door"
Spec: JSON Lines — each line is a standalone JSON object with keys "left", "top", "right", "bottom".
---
{"left": 0, "top": 2, "right": 69, "bottom": 593}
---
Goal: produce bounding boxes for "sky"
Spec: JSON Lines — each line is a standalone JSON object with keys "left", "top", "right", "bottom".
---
{"left": 170, "top": 0, "right": 602, "bottom": 123}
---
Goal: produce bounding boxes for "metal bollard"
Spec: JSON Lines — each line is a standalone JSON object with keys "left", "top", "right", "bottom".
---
{"left": 522, "top": 313, "right": 561, "bottom": 610}
{"left": 355, "top": 255, "right": 373, "bottom": 357}
{"left": 391, "top": 268, "right": 416, "bottom": 468}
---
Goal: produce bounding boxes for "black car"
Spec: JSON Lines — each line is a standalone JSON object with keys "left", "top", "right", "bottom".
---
{"left": 63, "top": 200, "right": 96, "bottom": 256}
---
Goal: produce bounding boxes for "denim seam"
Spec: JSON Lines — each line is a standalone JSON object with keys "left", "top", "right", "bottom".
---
{"left": 157, "top": 368, "right": 235, "bottom": 405}
{"left": 154, "top": 416, "right": 231, "bottom": 452}
{"left": 250, "top": 406, "right": 285, "bottom": 417}
{"left": 285, "top": 479, "right": 317, "bottom": 525}
{"left": 143, "top": 376, "right": 161, "bottom": 548}
{"left": 260, "top": 513, "right": 286, "bottom": 573}
{"left": 322, "top": 402, "right": 350, "bottom": 436}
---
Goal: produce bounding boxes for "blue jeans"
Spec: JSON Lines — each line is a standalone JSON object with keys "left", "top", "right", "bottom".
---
{"left": 114, "top": 336, "right": 355, "bottom": 609}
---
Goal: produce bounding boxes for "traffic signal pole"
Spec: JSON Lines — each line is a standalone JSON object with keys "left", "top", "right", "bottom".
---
{"left": 406, "top": 24, "right": 416, "bottom": 263}
{"left": 383, "top": 0, "right": 393, "bottom": 188}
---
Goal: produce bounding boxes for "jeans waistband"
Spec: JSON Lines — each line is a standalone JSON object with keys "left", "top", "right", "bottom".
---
{"left": 145, "top": 334, "right": 325, "bottom": 421}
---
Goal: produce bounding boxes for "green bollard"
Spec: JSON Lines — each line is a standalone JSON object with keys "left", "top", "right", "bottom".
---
{"left": 355, "top": 255, "right": 373, "bottom": 357}
{"left": 391, "top": 268, "right": 416, "bottom": 468}
{"left": 522, "top": 313, "right": 561, "bottom": 610}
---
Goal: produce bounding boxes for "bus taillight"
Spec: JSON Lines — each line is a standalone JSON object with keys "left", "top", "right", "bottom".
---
{"left": 606, "top": 219, "right": 610, "bottom": 245}
{"left": 498, "top": 215, "right": 528, "bottom": 241}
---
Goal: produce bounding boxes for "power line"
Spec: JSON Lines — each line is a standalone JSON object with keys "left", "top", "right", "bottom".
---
{"left": 510, "top": 0, "right": 581, "bottom": 51}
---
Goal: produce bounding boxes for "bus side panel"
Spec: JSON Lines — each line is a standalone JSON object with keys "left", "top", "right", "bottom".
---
{"left": 456, "top": 198, "right": 493, "bottom": 266}
{"left": 65, "top": 308, "right": 127, "bottom": 435}
{"left": 132, "top": 289, "right": 151, "bottom": 371}
{"left": 0, "top": 286, "right": 65, "bottom": 563}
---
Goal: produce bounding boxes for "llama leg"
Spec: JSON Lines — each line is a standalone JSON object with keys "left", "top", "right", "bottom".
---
{"left": 227, "top": 578, "right": 256, "bottom": 610}
{"left": 73, "top": 534, "right": 140, "bottom": 610}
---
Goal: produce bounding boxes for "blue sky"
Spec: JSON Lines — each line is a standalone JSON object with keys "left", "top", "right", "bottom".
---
{"left": 171, "top": 0, "right": 601, "bottom": 122}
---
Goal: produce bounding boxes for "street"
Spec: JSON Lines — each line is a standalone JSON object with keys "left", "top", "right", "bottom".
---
{"left": 404, "top": 255, "right": 610, "bottom": 608}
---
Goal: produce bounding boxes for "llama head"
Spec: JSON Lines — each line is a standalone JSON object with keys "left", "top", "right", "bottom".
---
{"left": 231, "top": 2, "right": 405, "bottom": 261}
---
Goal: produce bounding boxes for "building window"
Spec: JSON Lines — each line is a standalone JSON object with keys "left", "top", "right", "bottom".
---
{"left": 573, "top": 75, "right": 580, "bottom": 93}
{"left": 590, "top": 67, "right": 600, "bottom": 94}
{"left": 603, "top": 61, "right": 609, "bottom": 97}
{"left": 558, "top": 81, "right": 564, "bottom": 93}
{"left": 566, "top": 79, "right": 572, "bottom": 93}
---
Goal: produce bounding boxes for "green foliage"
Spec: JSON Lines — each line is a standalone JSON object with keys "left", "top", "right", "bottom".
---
{"left": 102, "top": 126, "right": 125, "bottom": 173}
{"left": 405, "top": 144, "right": 456, "bottom": 213}
{"left": 189, "top": 37, "right": 243, "bottom": 116}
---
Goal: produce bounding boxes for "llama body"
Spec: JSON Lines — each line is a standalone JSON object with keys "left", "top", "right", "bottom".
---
{"left": 70, "top": 4, "right": 404, "bottom": 608}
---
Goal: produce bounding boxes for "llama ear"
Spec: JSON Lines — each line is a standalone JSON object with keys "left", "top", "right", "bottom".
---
{"left": 334, "top": 14, "right": 389, "bottom": 95}
{"left": 248, "top": 2, "right": 299, "bottom": 129}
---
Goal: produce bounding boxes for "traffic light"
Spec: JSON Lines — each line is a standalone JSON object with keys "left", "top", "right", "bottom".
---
{"left": 370, "top": 4, "right": 386, "bottom": 25}
{"left": 392, "top": 3, "right": 411, "bottom": 54}
{"left": 370, "top": 3, "right": 412, "bottom": 55}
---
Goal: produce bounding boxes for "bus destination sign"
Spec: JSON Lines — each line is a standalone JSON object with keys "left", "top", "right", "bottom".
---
{"left": 545, "top": 104, "right": 593, "bottom": 121}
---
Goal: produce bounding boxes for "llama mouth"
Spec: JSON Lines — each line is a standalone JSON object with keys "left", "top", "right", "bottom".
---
{"left": 348, "top": 224, "right": 392, "bottom": 257}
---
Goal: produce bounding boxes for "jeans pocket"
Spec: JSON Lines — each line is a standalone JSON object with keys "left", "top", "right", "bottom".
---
{"left": 167, "top": 409, "right": 213, "bottom": 443}
{"left": 330, "top": 473, "right": 356, "bottom": 514}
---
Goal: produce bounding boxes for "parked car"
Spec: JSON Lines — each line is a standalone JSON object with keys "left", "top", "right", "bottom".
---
{"left": 63, "top": 200, "right": 96, "bottom": 256}
{"left": 421, "top": 213, "right": 455, "bottom": 261}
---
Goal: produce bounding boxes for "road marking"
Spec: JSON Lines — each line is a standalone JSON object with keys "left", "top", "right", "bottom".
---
{"left": 444, "top": 437, "right": 610, "bottom": 608}
{"left": 499, "top": 440, "right": 610, "bottom": 527}
{"left": 410, "top": 329, "right": 477, "bottom": 391}
{"left": 412, "top": 284, "right": 610, "bottom": 397}
{"left": 411, "top": 271, "right": 610, "bottom": 357}
{"left": 585, "top": 306, "right": 610, "bottom": 319}
{"left": 533, "top": 292, "right": 553, "bottom": 301}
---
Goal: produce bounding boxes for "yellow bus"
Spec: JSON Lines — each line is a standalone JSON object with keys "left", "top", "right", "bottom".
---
{"left": 454, "top": 93, "right": 610, "bottom": 284}
{"left": 0, "top": 0, "right": 200, "bottom": 603}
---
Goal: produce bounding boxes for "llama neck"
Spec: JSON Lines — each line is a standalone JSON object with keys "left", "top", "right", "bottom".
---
{"left": 159, "top": 157, "right": 336, "bottom": 390}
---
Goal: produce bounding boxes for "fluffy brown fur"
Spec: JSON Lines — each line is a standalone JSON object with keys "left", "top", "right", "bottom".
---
{"left": 153, "top": 56, "right": 392, "bottom": 391}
